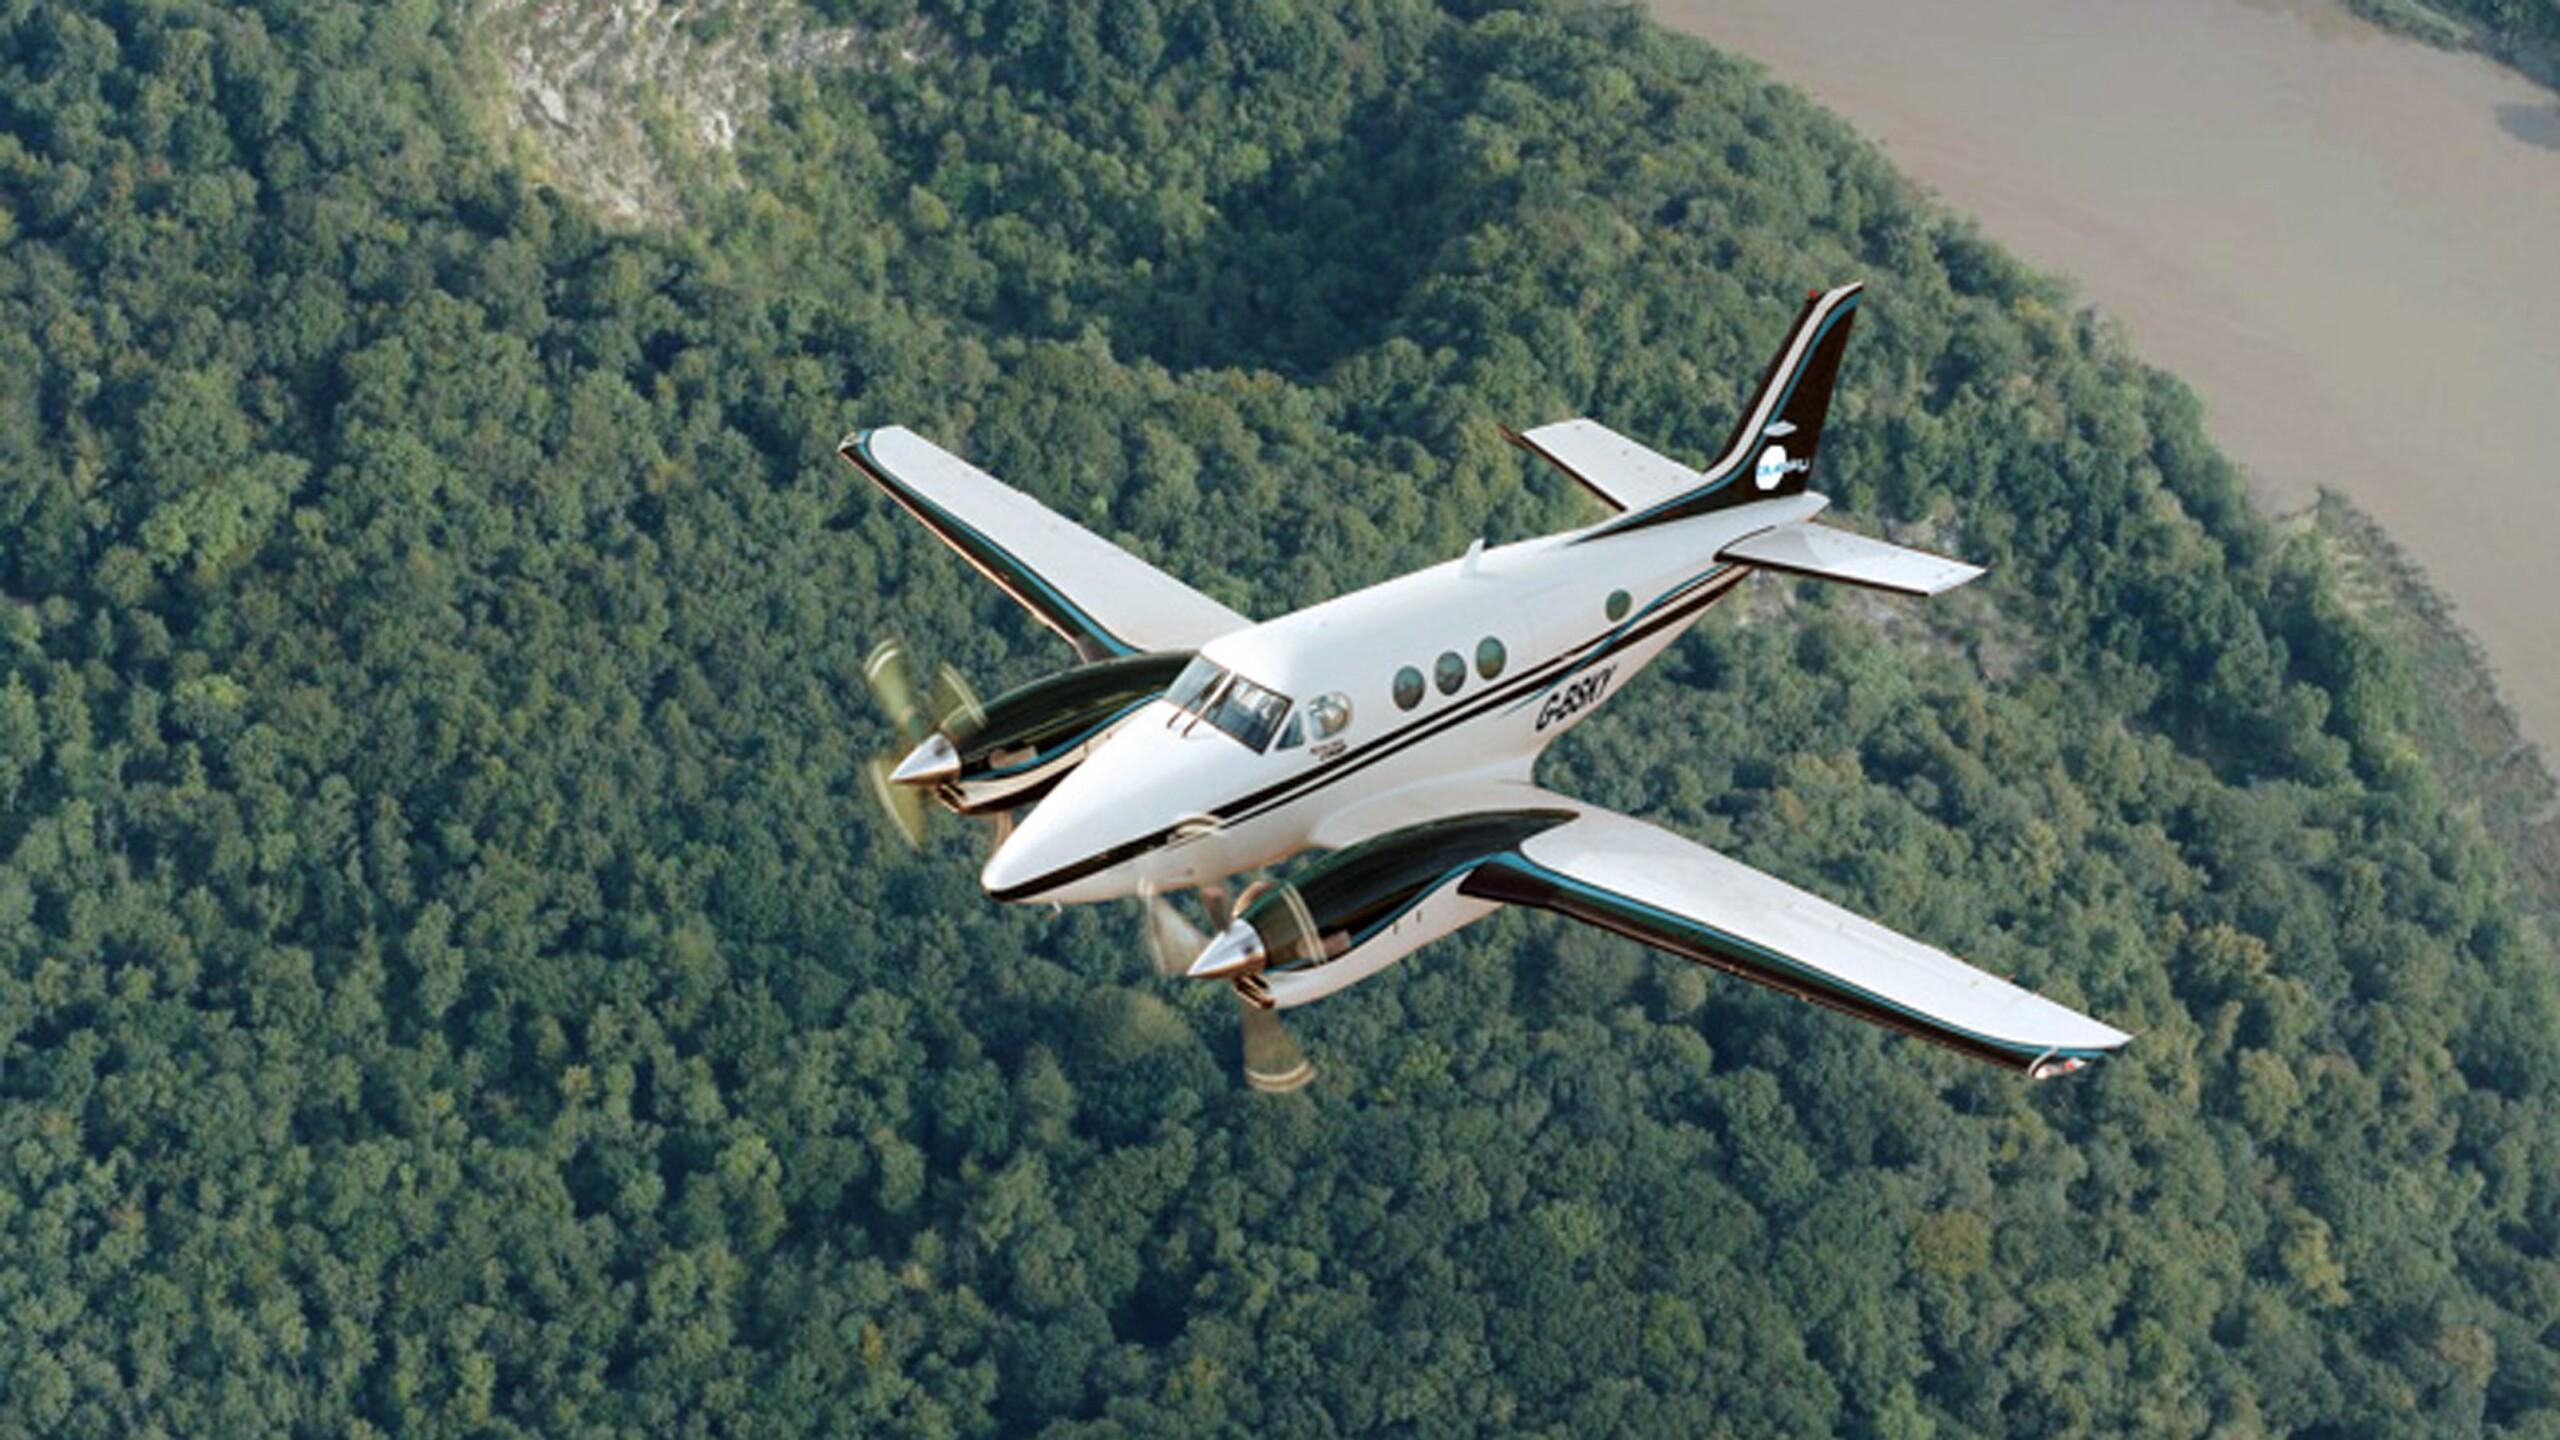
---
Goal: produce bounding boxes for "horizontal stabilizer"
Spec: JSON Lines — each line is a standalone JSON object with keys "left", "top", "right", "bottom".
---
{"left": 1506, "top": 419, "right": 1705, "bottom": 515}
{"left": 1719, "top": 520, "right": 1984, "bottom": 596}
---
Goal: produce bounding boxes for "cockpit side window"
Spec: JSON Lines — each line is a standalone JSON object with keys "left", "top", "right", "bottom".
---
{"left": 1203, "top": 672, "right": 1292, "bottom": 752}
{"left": 1166, "top": 656, "right": 1299, "bottom": 753}
{"left": 1166, "top": 655, "right": 1223, "bottom": 713}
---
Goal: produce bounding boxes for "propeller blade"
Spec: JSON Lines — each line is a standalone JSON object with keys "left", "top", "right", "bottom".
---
{"left": 1239, "top": 995, "right": 1316, "bottom": 1094}
{"left": 1139, "top": 881, "right": 1208, "bottom": 978}
{"left": 1198, "top": 879, "right": 1234, "bottom": 930}
{"left": 864, "top": 639, "right": 927, "bottom": 746}
{"left": 865, "top": 755, "right": 929, "bottom": 847}
{"left": 934, "top": 663, "right": 986, "bottom": 746}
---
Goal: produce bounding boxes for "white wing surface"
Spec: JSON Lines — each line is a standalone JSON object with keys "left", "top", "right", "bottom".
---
{"left": 1298, "top": 777, "right": 2127, "bottom": 1073}
{"left": 1456, "top": 804, "right": 2129, "bottom": 1073}
{"left": 1719, "top": 520, "right": 1985, "bottom": 596}
{"left": 842, "top": 426, "right": 1252, "bottom": 660}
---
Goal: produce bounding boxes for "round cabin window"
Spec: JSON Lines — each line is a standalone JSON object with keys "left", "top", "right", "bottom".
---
{"left": 1476, "top": 635, "right": 1506, "bottom": 680}
{"left": 1393, "top": 666, "right": 1425, "bottom": 710}
{"left": 1435, "top": 651, "right": 1466, "bottom": 695}
{"left": 1605, "top": 589, "right": 1632, "bottom": 622}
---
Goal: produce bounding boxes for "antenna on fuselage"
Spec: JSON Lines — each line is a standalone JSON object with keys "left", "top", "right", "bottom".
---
{"left": 1459, "top": 537, "right": 1485, "bottom": 578}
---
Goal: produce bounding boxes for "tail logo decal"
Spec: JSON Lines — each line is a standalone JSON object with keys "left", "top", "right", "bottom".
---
{"left": 1755, "top": 444, "right": 1807, "bottom": 491}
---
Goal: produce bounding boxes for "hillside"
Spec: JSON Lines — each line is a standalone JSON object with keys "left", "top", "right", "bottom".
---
{"left": 2, "top": 1, "right": 2556, "bottom": 1436}
{"left": 2340, "top": 0, "right": 2560, "bottom": 89}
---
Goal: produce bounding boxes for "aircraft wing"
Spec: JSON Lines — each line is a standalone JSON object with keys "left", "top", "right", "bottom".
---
{"left": 1456, "top": 801, "right": 2130, "bottom": 1074}
{"left": 841, "top": 426, "right": 1253, "bottom": 661}
{"left": 1316, "top": 780, "right": 2128, "bottom": 1074}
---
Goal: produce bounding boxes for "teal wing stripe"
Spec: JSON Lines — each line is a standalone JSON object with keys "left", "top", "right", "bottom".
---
{"left": 847, "top": 432, "right": 1137, "bottom": 660}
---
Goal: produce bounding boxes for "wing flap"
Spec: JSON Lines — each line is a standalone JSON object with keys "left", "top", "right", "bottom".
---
{"left": 1506, "top": 419, "right": 1706, "bottom": 515}
{"left": 1719, "top": 520, "right": 1985, "bottom": 596}
{"left": 1461, "top": 807, "right": 2127, "bottom": 1071}
{"left": 843, "top": 426, "right": 1252, "bottom": 659}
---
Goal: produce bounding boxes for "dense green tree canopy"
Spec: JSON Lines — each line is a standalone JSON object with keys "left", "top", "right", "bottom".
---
{"left": 2, "top": 1, "right": 2556, "bottom": 1436}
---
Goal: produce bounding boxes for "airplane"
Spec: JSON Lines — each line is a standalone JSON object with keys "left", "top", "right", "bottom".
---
{"left": 843, "top": 283, "right": 2131, "bottom": 1092}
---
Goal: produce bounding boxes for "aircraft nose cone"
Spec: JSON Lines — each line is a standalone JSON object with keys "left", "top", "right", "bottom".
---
{"left": 1187, "top": 919, "right": 1266, "bottom": 981}
{"left": 979, "top": 831, "right": 1039, "bottom": 900}
{"left": 981, "top": 797, "right": 1078, "bottom": 902}
{"left": 890, "top": 732, "right": 959, "bottom": 786}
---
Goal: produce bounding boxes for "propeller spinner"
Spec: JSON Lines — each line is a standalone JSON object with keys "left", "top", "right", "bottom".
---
{"left": 1142, "top": 879, "right": 1316, "bottom": 1094}
{"left": 861, "top": 638, "right": 987, "bottom": 848}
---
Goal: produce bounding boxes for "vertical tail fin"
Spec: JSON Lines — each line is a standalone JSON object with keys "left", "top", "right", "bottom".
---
{"left": 1588, "top": 283, "right": 1863, "bottom": 537}
{"left": 1712, "top": 282, "right": 1861, "bottom": 497}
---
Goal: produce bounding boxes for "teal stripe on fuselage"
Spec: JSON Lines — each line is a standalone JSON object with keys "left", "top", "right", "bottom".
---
{"left": 1507, "top": 563, "right": 1738, "bottom": 715}
{"left": 983, "top": 553, "right": 1756, "bottom": 902}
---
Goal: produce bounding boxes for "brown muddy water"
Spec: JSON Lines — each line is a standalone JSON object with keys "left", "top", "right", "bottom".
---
{"left": 1657, "top": 0, "right": 2560, "bottom": 753}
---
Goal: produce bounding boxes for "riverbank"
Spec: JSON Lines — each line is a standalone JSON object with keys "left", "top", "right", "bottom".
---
{"left": 1657, "top": 0, "right": 2560, "bottom": 762}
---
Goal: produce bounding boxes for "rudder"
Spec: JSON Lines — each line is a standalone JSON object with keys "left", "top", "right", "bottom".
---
{"left": 1588, "top": 283, "right": 1863, "bottom": 537}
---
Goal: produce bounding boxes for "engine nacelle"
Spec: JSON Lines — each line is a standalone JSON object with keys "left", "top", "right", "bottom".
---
{"left": 900, "top": 651, "right": 1191, "bottom": 816}
{"left": 1199, "top": 809, "right": 1575, "bottom": 1009}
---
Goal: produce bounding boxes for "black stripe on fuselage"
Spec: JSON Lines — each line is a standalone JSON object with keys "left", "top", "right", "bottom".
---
{"left": 985, "top": 565, "right": 1752, "bottom": 901}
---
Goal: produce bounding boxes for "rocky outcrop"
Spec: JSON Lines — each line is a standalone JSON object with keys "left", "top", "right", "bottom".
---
{"left": 477, "top": 0, "right": 938, "bottom": 224}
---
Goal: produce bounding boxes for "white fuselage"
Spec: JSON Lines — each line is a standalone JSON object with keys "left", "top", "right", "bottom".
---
{"left": 977, "top": 492, "right": 1827, "bottom": 906}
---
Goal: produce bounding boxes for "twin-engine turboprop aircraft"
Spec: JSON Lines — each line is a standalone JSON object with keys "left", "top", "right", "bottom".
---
{"left": 845, "top": 284, "right": 2130, "bottom": 1091}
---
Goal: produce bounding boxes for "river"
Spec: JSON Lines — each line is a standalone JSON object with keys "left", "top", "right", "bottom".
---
{"left": 1654, "top": 0, "right": 2560, "bottom": 752}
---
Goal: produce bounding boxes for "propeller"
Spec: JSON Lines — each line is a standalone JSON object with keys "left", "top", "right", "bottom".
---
{"left": 1140, "top": 877, "right": 1317, "bottom": 1094}
{"left": 1139, "top": 877, "right": 1209, "bottom": 978}
{"left": 860, "top": 638, "right": 993, "bottom": 849}
{"left": 1239, "top": 1003, "right": 1317, "bottom": 1094}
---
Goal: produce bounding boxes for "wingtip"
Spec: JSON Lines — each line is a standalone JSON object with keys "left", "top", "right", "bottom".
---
{"left": 1931, "top": 559, "right": 1991, "bottom": 595}
{"left": 840, "top": 425, "right": 923, "bottom": 463}
{"left": 2028, "top": 1027, "right": 2132, "bottom": 1081}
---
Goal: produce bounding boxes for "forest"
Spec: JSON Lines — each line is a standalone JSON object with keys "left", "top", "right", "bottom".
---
{"left": 2340, "top": 0, "right": 2560, "bottom": 86}
{"left": 2, "top": 0, "right": 2557, "bottom": 1435}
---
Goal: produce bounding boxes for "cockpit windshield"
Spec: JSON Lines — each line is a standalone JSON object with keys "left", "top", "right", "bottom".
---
{"left": 1165, "top": 657, "right": 1294, "bottom": 753}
